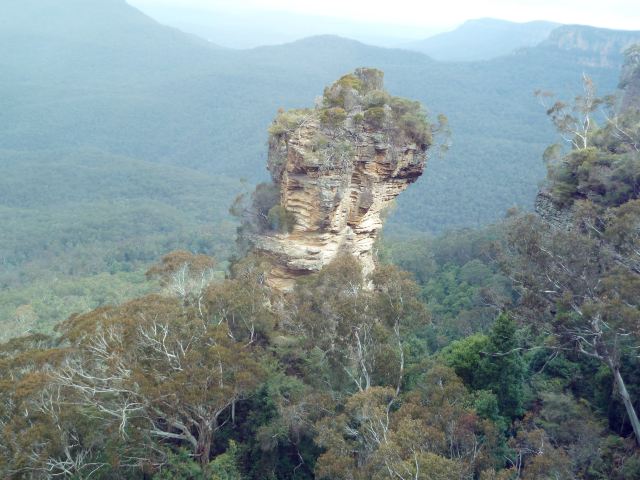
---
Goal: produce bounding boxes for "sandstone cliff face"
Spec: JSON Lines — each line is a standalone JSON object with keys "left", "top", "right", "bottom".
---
{"left": 250, "top": 68, "right": 430, "bottom": 291}
{"left": 541, "top": 26, "right": 640, "bottom": 67}
{"left": 620, "top": 46, "right": 640, "bottom": 113}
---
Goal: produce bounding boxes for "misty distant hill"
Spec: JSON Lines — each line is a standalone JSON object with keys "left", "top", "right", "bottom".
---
{"left": 404, "top": 18, "right": 560, "bottom": 61}
{"left": 2, "top": 0, "right": 640, "bottom": 308}
{"left": 125, "top": 2, "right": 433, "bottom": 48}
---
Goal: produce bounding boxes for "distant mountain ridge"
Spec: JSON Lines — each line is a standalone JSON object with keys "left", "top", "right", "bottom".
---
{"left": 405, "top": 18, "right": 560, "bottom": 61}
{"left": 126, "top": 2, "right": 432, "bottom": 48}
{"left": 540, "top": 25, "right": 640, "bottom": 66}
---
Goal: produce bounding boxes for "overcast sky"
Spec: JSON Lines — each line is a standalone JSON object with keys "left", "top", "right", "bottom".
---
{"left": 129, "top": 0, "right": 640, "bottom": 31}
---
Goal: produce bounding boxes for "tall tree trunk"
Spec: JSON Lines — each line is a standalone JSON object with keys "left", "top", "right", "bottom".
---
{"left": 611, "top": 363, "right": 640, "bottom": 446}
{"left": 197, "top": 423, "right": 213, "bottom": 465}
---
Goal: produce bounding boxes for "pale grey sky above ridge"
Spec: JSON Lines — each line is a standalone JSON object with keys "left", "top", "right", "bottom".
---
{"left": 128, "top": 0, "right": 640, "bottom": 32}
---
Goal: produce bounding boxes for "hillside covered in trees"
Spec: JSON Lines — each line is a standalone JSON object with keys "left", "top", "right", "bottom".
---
{"left": 2, "top": 41, "right": 640, "bottom": 479}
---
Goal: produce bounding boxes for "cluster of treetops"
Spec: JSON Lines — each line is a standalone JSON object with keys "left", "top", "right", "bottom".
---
{"left": 1, "top": 50, "right": 640, "bottom": 479}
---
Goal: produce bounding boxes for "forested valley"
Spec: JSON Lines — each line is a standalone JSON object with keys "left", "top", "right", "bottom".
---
{"left": 2, "top": 41, "right": 640, "bottom": 479}
{"left": 3, "top": 1, "right": 640, "bottom": 479}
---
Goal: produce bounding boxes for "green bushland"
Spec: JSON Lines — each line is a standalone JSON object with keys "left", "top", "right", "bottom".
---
{"left": 318, "top": 107, "right": 347, "bottom": 128}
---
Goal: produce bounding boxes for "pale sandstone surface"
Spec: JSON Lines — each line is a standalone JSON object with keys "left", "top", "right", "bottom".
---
{"left": 250, "top": 68, "right": 430, "bottom": 291}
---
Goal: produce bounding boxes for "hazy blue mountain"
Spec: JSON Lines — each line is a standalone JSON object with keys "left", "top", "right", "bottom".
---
{"left": 125, "top": 2, "right": 434, "bottom": 48}
{"left": 2, "top": 0, "right": 640, "bottom": 295}
{"left": 404, "top": 18, "right": 560, "bottom": 61}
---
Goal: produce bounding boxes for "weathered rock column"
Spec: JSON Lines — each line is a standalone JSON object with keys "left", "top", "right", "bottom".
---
{"left": 248, "top": 68, "right": 431, "bottom": 291}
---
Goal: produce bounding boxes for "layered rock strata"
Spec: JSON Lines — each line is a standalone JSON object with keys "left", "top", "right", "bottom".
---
{"left": 250, "top": 68, "right": 431, "bottom": 291}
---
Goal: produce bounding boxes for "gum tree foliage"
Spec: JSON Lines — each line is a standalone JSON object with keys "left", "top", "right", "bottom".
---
{"left": 0, "top": 335, "right": 75, "bottom": 478}
{"left": 280, "top": 255, "right": 429, "bottom": 395}
{"left": 503, "top": 212, "right": 640, "bottom": 446}
{"left": 5, "top": 234, "right": 639, "bottom": 477}
{"left": 506, "top": 66, "right": 640, "bottom": 445}
{"left": 441, "top": 313, "right": 526, "bottom": 421}
{"left": 537, "top": 59, "right": 640, "bottom": 207}
{"left": 381, "top": 226, "right": 515, "bottom": 349}
{"left": 503, "top": 414, "right": 573, "bottom": 479}
{"left": 535, "top": 74, "right": 604, "bottom": 151}
{"left": 0, "top": 255, "right": 277, "bottom": 478}
{"left": 146, "top": 250, "right": 218, "bottom": 316}
{"left": 54, "top": 294, "right": 268, "bottom": 466}
{"left": 314, "top": 365, "right": 502, "bottom": 479}
{"left": 268, "top": 255, "right": 504, "bottom": 478}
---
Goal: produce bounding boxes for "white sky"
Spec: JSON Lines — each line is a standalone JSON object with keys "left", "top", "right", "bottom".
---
{"left": 129, "top": 0, "right": 640, "bottom": 31}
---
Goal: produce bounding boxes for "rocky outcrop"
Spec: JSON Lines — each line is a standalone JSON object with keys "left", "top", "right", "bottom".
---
{"left": 534, "top": 189, "right": 575, "bottom": 231}
{"left": 250, "top": 68, "right": 431, "bottom": 291}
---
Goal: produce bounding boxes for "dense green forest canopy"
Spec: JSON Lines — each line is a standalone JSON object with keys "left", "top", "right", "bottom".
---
{"left": 0, "top": 148, "right": 239, "bottom": 339}
{"left": 2, "top": 225, "right": 639, "bottom": 478}
{"left": 2, "top": 46, "right": 640, "bottom": 478}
